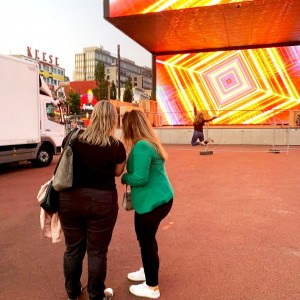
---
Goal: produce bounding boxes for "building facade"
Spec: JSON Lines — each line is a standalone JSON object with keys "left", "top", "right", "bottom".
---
{"left": 74, "top": 46, "right": 152, "bottom": 92}
{"left": 13, "top": 47, "right": 67, "bottom": 96}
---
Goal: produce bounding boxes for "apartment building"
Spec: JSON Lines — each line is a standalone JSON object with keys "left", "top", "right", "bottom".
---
{"left": 74, "top": 46, "right": 152, "bottom": 91}
{"left": 13, "top": 47, "right": 67, "bottom": 95}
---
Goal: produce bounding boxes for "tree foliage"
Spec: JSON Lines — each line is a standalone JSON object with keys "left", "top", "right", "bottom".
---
{"left": 66, "top": 90, "right": 81, "bottom": 115}
{"left": 92, "top": 88, "right": 100, "bottom": 102}
{"left": 94, "top": 61, "right": 108, "bottom": 100}
{"left": 94, "top": 61, "right": 105, "bottom": 86}
{"left": 110, "top": 80, "right": 117, "bottom": 100}
{"left": 123, "top": 77, "right": 134, "bottom": 103}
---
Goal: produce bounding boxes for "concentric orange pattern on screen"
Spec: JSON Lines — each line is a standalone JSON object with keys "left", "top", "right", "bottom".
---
{"left": 156, "top": 47, "right": 300, "bottom": 125}
{"left": 108, "top": 1, "right": 300, "bottom": 125}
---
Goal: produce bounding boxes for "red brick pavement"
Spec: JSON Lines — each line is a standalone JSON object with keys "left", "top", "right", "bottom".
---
{"left": 0, "top": 145, "right": 300, "bottom": 300}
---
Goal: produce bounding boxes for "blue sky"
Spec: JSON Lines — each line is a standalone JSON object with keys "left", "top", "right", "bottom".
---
{"left": 0, "top": 0, "right": 152, "bottom": 79}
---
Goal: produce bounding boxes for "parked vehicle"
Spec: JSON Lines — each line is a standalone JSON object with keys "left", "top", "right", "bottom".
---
{"left": 0, "top": 54, "right": 66, "bottom": 167}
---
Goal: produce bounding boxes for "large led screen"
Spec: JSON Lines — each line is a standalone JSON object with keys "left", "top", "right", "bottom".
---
{"left": 156, "top": 46, "right": 300, "bottom": 125}
{"left": 109, "top": 0, "right": 250, "bottom": 17}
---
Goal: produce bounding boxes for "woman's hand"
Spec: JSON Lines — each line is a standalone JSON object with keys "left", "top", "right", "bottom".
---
{"left": 121, "top": 175, "right": 126, "bottom": 185}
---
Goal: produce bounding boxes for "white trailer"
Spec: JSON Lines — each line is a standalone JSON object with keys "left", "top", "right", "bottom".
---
{"left": 0, "top": 54, "right": 66, "bottom": 167}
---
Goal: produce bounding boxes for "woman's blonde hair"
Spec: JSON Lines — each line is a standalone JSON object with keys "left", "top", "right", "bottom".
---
{"left": 122, "top": 109, "right": 168, "bottom": 160}
{"left": 194, "top": 112, "right": 204, "bottom": 125}
{"left": 79, "top": 100, "right": 117, "bottom": 146}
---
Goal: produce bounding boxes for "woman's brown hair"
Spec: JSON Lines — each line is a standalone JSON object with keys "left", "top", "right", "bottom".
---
{"left": 122, "top": 109, "right": 167, "bottom": 160}
{"left": 194, "top": 112, "right": 204, "bottom": 125}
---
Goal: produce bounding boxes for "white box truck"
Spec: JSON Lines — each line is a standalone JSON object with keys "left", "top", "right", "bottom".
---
{"left": 0, "top": 54, "right": 66, "bottom": 167}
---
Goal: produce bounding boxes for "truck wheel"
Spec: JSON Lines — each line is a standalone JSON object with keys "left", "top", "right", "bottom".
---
{"left": 32, "top": 145, "right": 53, "bottom": 167}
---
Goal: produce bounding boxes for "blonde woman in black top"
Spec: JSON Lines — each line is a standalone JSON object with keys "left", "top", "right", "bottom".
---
{"left": 58, "top": 100, "right": 126, "bottom": 300}
{"left": 191, "top": 112, "right": 217, "bottom": 146}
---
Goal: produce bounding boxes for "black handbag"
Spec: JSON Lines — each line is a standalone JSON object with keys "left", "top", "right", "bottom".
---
{"left": 39, "top": 180, "right": 59, "bottom": 214}
{"left": 38, "top": 128, "right": 80, "bottom": 214}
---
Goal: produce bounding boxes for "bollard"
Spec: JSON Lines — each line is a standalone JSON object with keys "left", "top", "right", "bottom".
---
{"left": 269, "top": 126, "right": 280, "bottom": 154}
{"left": 200, "top": 124, "right": 213, "bottom": 155}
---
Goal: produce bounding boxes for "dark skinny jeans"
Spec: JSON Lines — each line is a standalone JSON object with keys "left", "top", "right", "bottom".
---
{"left": 191, "top": 130, "right": 204, "bottom": 146}
{"left": 134, "top": 199, "right": 173, "bottom": 287}
{"left": 58, "top": 188, "right": 118, "bottom": 300}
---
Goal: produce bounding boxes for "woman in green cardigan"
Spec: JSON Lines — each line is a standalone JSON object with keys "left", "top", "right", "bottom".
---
{"left": 121, "top": 109, "right": 174, "bottom": 299}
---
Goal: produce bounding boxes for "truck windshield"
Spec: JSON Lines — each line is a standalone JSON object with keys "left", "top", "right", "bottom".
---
{"left": 46, "top": 103, "right": 62, "bottom": 124}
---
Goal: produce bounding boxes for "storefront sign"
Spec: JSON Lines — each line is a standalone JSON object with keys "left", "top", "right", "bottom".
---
{"left": 27, "top": 47, "right": 59, "bottom": 66}
{"left": 80, "top": 89, "right": 97, "bottom": 111}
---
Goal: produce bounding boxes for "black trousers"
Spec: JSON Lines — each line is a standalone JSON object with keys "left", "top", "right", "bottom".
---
{"left": 134, "top": 199, "right": 173, "bottom": 287}
{"left": 58, "top": 188, "right": 118, "bottom": 300}
{"left": 191, "top": 130, "right": 204, "bottom": 146}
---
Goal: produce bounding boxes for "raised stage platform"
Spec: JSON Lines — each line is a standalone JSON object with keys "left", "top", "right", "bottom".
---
{"left": 116, "top": 125, "right": 300, "bottom": 146}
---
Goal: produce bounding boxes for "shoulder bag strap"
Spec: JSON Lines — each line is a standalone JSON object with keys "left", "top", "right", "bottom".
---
{"left": 53, "top": 128, "right": 80, "bottom": 175}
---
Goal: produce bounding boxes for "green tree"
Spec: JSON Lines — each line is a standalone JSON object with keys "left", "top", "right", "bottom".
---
{"left": 67, "top": 90, "right": 81, "bottom": 115}
{"left": 94, "top": 60, "right": 105, "bottom": 86}
{"left": 94, "top": 61, "right": 108, "bottom": 100}
{"left": 110, "top": 80, "right": 117, "bottom": 100}
{"left": 123, "top": 77, "right": 134, "bottom": 103}
{"left": 92, "top": 87, "right": 100, "bottom": 102}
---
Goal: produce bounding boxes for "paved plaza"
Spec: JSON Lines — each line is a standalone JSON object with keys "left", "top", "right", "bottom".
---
{"left": 0, "top": 145, "right": 300, "bottom": 300}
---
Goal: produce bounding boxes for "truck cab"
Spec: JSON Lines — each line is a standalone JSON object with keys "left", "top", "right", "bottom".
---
{"left": 0, "top": 54, "right": 67, "bottom": 167}
{"left": 33, "top": 91, "right": 66, "bottom": 167}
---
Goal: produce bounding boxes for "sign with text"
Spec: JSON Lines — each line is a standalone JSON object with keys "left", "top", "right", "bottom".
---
{"left": 27, "top": 47, "right": 59, "bottom": 66}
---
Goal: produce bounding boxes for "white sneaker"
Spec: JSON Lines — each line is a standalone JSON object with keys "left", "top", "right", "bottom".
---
{"left": 129, "top": 282, "right": 160, "bottom": 299}
{"left": 127, "top": 267, "right": 146, "bottom": 281}
{"left": 104, "top": 287, "right": 113, "bottom": 300}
